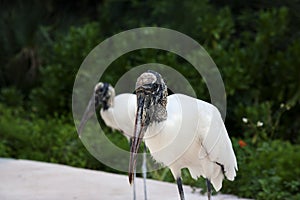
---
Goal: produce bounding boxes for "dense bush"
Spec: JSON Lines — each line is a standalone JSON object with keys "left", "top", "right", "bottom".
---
{"left": 22, "top": 1, "right": 299, "bottom": 143}
{"left": 29, "top": 22, "right": 102, "bottom": 116}
{"left": 0, "top": 103, "right": 88, "bottom": 166}
{"left": 224, "top": 139, "right": 300, "bottom": 200}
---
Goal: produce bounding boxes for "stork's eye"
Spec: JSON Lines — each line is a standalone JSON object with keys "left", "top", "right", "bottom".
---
{"left": 96, "top": 87, "right": 104, "bottom": 95}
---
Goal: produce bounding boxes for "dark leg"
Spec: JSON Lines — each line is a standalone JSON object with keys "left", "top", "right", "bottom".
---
{"left": 206, "top": 179, "right": 211, "bottom": 200}
{"left": 142, "top": 144, "right": 147, "bottom": 200}
{"left": 176, "top": 177, "right": 185, "bottom": 200}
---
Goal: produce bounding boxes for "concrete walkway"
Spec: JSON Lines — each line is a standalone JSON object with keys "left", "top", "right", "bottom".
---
{"left": 0, "top": 158, "right": 248, "bottom": 200}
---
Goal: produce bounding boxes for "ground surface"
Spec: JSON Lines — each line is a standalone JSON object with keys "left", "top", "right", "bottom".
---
{"left": 0, "top": 158, "right": 249, "bottom": 200}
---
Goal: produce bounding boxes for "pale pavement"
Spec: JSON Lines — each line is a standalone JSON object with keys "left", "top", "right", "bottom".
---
{"left": 0, "top": 158, "right": 249, "bottom": 200}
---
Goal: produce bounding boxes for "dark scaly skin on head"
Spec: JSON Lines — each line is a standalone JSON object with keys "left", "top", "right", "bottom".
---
{"left": 94, "top": 82, "right": 113, "bottom": 111}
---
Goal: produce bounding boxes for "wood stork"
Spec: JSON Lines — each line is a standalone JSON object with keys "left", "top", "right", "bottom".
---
{"left": 78, "top": 82, "right": 148, "bottom": 200}
{"left": 129, "top": 70, "right": 238, "bottom": 200}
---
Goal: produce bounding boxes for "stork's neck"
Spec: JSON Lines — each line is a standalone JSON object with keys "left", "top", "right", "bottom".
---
{"left": 151, "top": 104, "right": 167, "bottom": 123}
{"left": 152, "top": 85, "right": 168, "bottom": 123}
{"left": 102, "top": 95, "right": 114, "bottom": 111}
{"left": 102, "top": 102, "right": 109, "bottom": 111}
{"left": 150, "top": 89, "right": 168, "bottom": 123}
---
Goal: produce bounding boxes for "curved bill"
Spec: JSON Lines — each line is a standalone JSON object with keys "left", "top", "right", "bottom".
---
{"left": 78, "top": 93, "right": 96, "bottom": 137}
{"left": 129, "top": 93, "right": 148, "bottom": 184}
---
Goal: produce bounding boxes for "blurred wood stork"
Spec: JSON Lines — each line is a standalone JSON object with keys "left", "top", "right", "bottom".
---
{"left": 129, "top": 70, "right": 238, "bottom": 200}
{"left": 78, "top": 82, "right": 148, "bottom": 200}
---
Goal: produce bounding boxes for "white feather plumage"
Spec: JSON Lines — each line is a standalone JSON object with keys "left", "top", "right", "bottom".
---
{"left": 101, "top": 93, "right": 237, "bottom": 191}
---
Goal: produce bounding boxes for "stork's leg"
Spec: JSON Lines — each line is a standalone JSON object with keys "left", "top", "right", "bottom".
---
{"left": 176, "top": 177, "right": 185, "bottom": 200}
{"left": 206, "top": 179, "right": 211, "bottom": 200}
{"left": 130, "top": 138, "right": 136, "bottom": 200}
{"left": 133, "top": 169, "right": 136, "bottom": 200}
{"left": 142, "top": 144, "right": 148, "bottom": 200}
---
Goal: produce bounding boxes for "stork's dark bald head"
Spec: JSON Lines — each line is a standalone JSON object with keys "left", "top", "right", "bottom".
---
{"left": 78, "top": 82, "right": 115, "bottom": 136}
{"left": 136, "top": 72, "right": 157, "bottom": 89}
{"left": 94, "top": 82, "right": 115, "bottom": 110}
{"left": 135, "top": 70, "right": 166, "bottom": 93}
{"left": 135, "top": 70, "right": 168, "bottom": 113}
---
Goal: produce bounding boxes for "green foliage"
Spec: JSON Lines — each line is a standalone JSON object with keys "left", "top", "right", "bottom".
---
{"left": 0, "top": 87, "right": 24, "bottom": 107}
{"left": 222, "top": 139, "right": 300, "bottom": 199}
{"left": 29, "top": 23, "right": 102, "bottom": 116}
{"left": 0, "top": 103, "right": 98, "bottom": 168}
{"left": 235, "top": 101, "right": 291, "bottom": 143}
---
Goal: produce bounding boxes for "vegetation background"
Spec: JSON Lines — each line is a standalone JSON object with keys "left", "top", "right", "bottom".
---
{"left": 0, "top": 0, "right": 300, "bottom": 199}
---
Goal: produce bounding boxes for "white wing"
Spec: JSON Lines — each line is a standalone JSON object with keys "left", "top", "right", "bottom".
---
{"left": 145, "top": 94, "right": 237, "bottom": 191}
{"left": 188, "top": 94, "right": 237, "bottom": 190}
{"left": 204, "top": 105, "right": 238, "bottom": 176}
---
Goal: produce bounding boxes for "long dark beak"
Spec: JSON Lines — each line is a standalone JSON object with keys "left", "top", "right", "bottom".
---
{"left": 129, "top": 92, "right": 148, "bottom": 184}
{"left": 78, "top": 94, "right": 96, "bottom": 137}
